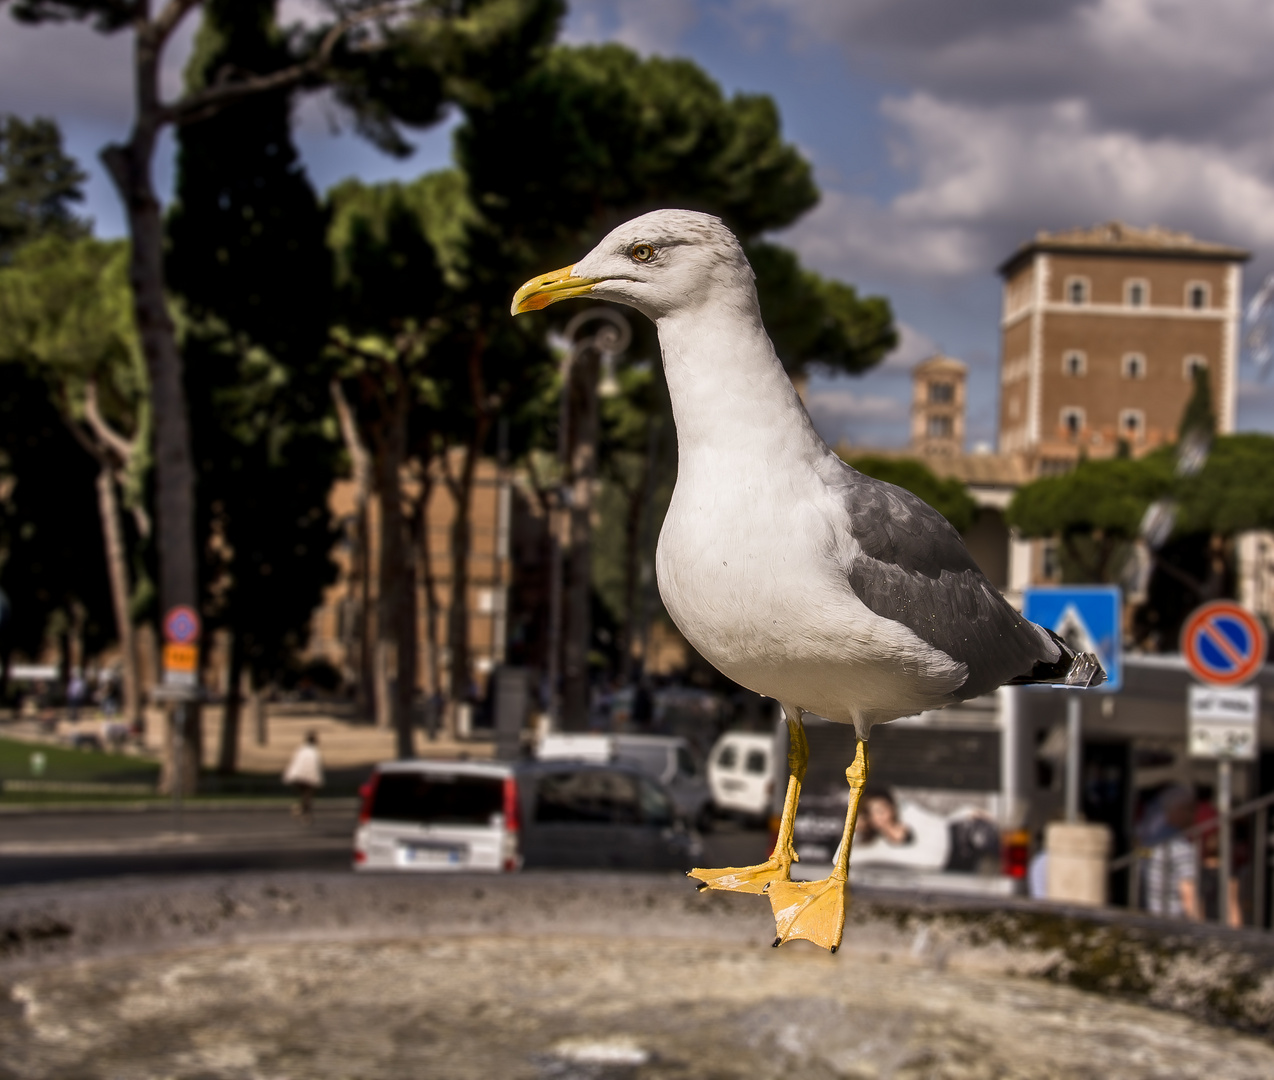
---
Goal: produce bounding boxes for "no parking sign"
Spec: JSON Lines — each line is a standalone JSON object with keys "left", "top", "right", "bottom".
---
{"left": 1180, "top": 601, "right": 1267, "bottom": 687}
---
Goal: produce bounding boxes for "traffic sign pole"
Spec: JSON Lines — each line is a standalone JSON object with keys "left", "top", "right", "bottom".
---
{"left": 1065, "top": 692, "right": 1082, "bottom": 823}
{"left": 1219, "top": 758, "right": 1232, "bottom": 927}
{"left": 1182, "top": 600, "right": 1266, "bottom": 927}
{"left": 1023, "top": 586, "right": 1123, "bottom": 830}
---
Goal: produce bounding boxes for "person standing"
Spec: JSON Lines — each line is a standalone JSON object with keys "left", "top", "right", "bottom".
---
{"left": 283, "top": 731, "right": 324, "bottom": 823}
{"left": 1142, "top": 784, "right": 1200, "bottom": 920}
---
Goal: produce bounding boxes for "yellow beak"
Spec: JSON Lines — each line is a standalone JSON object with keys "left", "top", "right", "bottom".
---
{"left": 510, "top": 264, "right": 600, "bottom": 315}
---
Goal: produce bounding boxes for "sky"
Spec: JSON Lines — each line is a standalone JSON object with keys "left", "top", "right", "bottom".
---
{"left": 4, "top": 0, "right": 1274, "bottom": 449}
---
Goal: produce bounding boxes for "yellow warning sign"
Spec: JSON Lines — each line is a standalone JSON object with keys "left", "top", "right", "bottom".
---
{"left": 163, "top": 643, "right": 198, "bottom": 674}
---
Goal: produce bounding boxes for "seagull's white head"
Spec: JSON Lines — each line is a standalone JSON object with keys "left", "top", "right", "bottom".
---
{"left": 510, "top": 209, "right": 755, "bottom": 321}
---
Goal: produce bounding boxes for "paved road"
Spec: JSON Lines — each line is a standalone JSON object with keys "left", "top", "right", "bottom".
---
{"left": 0, "top": 806, "right": 769, "bottom": 887}
{"left": 0, "top": 807, "right": 356, "bottom": 886}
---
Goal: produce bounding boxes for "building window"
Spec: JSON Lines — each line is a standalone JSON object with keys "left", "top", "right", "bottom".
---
{"left": 1065, "top": 277, "right": 1089, "bottom": 305}
{"left": 1125, "top": 279, "right": 1148, "bottom": 307}
{"left": 1060, "top": 407, "right": 1085, "bottom": 439}
{"left": 1062, "top": 350, "right": 1087, "bottom": 376}
{"left": 1120, "top": 409, "right": 1146, "bottom": 441}
{"left": 927, "top": 415, "right": 953, "bottom": 438}
{"left": 1183, "top": 354, "right": 1208, "bottom": 380}
{"left": 1121, "top": 352, "right": 1147, "bottom": 379}
{"left": 928, "top": 381, "right": 954, "bottom": 404}
{"left": 1186, "top": 282, "right": 1210, "bottom": 310}
{"left": 1041, "top": 540, "right": 1061, "bottom": 580}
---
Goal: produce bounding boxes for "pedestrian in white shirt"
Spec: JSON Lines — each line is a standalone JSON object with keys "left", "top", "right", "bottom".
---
{"left": 283, "top": 731, "right": 324, "bottom": 822}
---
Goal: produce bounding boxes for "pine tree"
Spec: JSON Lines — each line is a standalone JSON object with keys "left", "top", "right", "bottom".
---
{"left": 167, "top": 0, "right": 339, "bottom": 775}
{"left": 0, "top": 114, "right": 87, "bottom": 263}
{"left": 1178, "top": 364, "right": 1216, "bottom": 442}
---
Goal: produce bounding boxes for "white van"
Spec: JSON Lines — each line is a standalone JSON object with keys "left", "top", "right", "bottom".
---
{"left": 707, "top": 731, "right": 777, "bottom": 822}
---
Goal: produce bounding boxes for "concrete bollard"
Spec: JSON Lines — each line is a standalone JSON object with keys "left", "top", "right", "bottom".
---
{"left": 1045, "top": 822, "right": 1112, "bottom": 906}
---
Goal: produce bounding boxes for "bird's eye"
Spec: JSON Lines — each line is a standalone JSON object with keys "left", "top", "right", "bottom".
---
{"left": 630, "top": 243, "right": 654, "bottom": 262}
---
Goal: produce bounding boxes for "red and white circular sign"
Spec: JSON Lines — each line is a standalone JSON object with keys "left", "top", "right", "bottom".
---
{"left": 1180, "top": 601, "right": 1267, "bottom": 687}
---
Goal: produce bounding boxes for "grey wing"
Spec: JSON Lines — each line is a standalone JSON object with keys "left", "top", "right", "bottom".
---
{"left": 838, "top": 466, "right": 1059, "bottom": 699}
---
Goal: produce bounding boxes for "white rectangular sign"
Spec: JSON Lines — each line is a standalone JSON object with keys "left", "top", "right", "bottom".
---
{"left": 1188, "top": 684, "right": 1259, "bottom": 760}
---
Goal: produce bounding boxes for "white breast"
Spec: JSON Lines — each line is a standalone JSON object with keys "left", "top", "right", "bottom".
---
{"left": 655, "top": 448, "right": 965, "bottom": 728}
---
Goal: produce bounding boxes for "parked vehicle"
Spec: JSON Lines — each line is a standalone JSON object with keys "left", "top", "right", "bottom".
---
{"left": 536, "top": 733, "right": 712, "bottom": 828}
{"left": 706, "top": 731, "right": 776, "bottom": 823}
{"left": 353, "top": 759, "right": 700, "bottom": 873}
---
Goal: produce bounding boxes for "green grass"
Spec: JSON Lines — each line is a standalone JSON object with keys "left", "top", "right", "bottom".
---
{"left": 0, "top": 735, "right": 160, "bottom": 784}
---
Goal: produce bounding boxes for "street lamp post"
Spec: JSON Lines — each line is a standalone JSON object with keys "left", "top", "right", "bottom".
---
{"left": 545, "top": 308, "right": 631, "bottom": 730}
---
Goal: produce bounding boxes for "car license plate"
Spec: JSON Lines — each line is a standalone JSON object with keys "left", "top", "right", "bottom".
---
{"left": 397, "top": 844, "right": 464, "bottom": 867}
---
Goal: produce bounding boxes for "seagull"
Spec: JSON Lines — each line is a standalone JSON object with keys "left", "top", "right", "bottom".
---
{"left": 512, "top": 209, "right": 1104, "bottom": 952}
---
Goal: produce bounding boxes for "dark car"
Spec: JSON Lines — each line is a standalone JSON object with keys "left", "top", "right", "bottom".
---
{"left": 354, "top": 759, "right": 701, "bottom": 873}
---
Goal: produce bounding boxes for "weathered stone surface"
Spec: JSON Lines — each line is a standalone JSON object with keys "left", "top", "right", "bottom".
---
{"left": 1, "top": 872, "right": 1272, "bottom": 1078}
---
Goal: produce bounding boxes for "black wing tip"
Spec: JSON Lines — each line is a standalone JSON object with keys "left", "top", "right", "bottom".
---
{"left": 1010, "top": 627, "right": 1107, "bottom": 689}
{"left": 1062, "top": 651, "right": 1106, "bottom": 689}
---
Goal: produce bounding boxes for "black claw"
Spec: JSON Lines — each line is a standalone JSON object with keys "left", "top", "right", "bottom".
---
{"left": 696, "top": 882, "right": 710, "bottom": 892}
{"left": 830, "top": 945, "right": 838, "bottom": 955}
{"left": 772, "top": 937, "right": 782, "bottom": 948}
{"left": 761, "top": 881, "right": 771, "bottom": 893}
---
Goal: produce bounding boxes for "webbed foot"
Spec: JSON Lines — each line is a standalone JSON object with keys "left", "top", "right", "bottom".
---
{"left": 764, "top": 873, "right": 847, "bottom": 952}
{"left": 687, "top": 852, "right": 793, "bottom": 895}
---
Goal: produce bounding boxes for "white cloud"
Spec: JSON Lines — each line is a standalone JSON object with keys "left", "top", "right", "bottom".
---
{"left": 740, "top": 0, "right": 1274, "bottom": 294}
{"left": 806, "top": 388, "right": 907, "bottom": 422}
{"left": 564, "top": 0, "right": 699, "bottom": 54}
{"left": 879, "top": 321, "right": 941, "bottom": 371}
{"left": 784, "top": 91, "right": 1274, "bottom": 289}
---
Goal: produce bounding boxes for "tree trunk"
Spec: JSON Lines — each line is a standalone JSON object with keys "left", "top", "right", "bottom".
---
{"left": 94, "top": 465, "right": 142, "bottom": 728}
{"left": 562, "top": 346, "right": 599, "bottom": 729}
{"left": 357, "top": 501, "right": 376, "bottom": 722}
{"left": 626, "top": 420, "right": 663, "bottom": 682}
{"left": 445, "top": 446, "right": 475, "bottom": 712}
{"left": 331, "top": 380, "right": 375, "bottom": 722}
{"left": 57, "top": 627, "right": 71, "bottom": 701}
{"left": 618, "top": 467, "right": 646, "bottom": 684}
{"left": 445, "top": 335, "right": 493, "bottom": 719}
{"left": 395, "top": 504, "right": 417, "bottom": 760}
{"left": 417, "top": 466, "right": 444, "bottom": 739}
{"left": 160, "top": 703, "right": 201, "bottom": 795}
{"left": 373, "top": 385, "right": 411, "bottom": 750}
{"left": 102, "top": 25, "right": 201, "bottom": 793}
{"left": 251, "top": 673, "right": 267, "bottom": 746}
{"left": 217, "top": 632, "right": 243, "bottom": 775}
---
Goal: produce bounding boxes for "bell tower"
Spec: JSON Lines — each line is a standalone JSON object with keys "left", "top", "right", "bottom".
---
{"left": 911, "top": 354, "right": 967, "bottom": 457}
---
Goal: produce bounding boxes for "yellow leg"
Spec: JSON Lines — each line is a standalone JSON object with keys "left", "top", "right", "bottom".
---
{"left": 764, "top": 738, "right": 869, "bottom": 953}
{"left": 688, "top": 710, "right": 808, "bottom": 894}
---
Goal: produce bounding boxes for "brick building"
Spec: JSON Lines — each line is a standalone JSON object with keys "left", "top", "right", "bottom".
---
{"left": 997, "top": 222, "right": 1248, "bottom": 472}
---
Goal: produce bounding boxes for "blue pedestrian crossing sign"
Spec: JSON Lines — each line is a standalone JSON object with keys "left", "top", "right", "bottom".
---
{"left": 1022, "top": 585, "right": 1122, "bottom": 693}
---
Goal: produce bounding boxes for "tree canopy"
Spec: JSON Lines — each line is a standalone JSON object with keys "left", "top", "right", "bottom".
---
{"left": 169, "top": 0, "right": 342, "bottom": 696}
{"left": 0, "top": 114, "right": 87, "bottom": 264}
{"left": 1175, "top": 434, "right": 1274, "bottom": 536}
{"left": 0, "top": 237, "right": 138, "bottom": 661}
{"left": 749, "top": 241, "right": 897, "bottom": 378}
{"left": 456, "top": 42, "right": 818, "bottom": 258}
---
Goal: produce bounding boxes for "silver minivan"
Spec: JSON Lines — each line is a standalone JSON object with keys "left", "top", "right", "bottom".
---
{"left": 353, "top": 759, "right": 700, "bottom": 873}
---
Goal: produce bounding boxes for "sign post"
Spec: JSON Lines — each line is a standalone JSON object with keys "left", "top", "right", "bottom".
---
{"left": 1182, "top": 601, "right": 1267, "bottom": 925}
{"left": 161, "top": 605, "right": 202, "bottom": 830}
{"left": 1023, "top": 586, "right": 1123, "bottom": 824}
